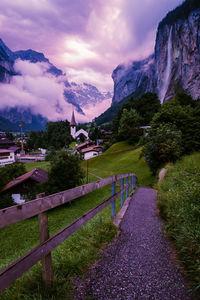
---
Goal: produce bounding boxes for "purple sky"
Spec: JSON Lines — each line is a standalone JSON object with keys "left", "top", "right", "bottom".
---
{"left": 0, "top": 0, "right": 183, "bottom": 92}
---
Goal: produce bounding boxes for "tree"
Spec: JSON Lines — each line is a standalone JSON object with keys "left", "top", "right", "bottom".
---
{"left": 142, "top": 124, "right": 182, "bottom": 174}
{"left": 47, "top": 151, "right": 85, "bottom": 194}
{"left": 46, "top": 120, "right": 72, "bottom": 149}
{"left": 118, "top": 108, "right": 142, "bottom": 144}
{"left": 151, "top": 95, "right": 200, "bottom": 154}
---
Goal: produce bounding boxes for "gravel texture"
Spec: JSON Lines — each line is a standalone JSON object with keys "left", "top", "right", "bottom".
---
{"left": 73, "top": 187, "right": 193, "bottom": 300}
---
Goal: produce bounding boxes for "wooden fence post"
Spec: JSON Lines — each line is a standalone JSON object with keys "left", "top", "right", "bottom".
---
{"left": 126, "top": 177, "right": 129, "bottom": 199}
{"left": 121, "top": 178, "right": 124, "bottom": 208}
{"left": 37, "top": 193, "right": 53, "bottom": 287}
{"left": 111, "top": 181, "right": 116, "bottom": 218}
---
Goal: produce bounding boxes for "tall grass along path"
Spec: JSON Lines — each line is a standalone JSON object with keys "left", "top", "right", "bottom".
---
{"left": 74, "top": 187, "right": 192, "bottom": 299}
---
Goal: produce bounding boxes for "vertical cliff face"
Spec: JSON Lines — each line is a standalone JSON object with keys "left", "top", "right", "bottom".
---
{"left": 156, "top": 9, "right": 200, "bottom": 102}
{"left": 112, "top": 7, "right": 200, "bottom": 104}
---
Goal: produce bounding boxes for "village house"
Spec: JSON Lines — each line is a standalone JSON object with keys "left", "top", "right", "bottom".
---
{"left": 0, "top": 167, "right": 48, "bottom": 204}
{"left": 0, "top": 149, "right": 15, "bottom": 167}
{"left": 80, "top": 145, "right": 103, "bottom": 160}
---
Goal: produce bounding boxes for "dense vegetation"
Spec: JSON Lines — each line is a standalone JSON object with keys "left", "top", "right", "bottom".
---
{"left": 158, "top": 153, "right": 200, "bottom": 293}
{"left": 26, "top": 120, "right": 72, "bottom": 150}
{"left": 112, "top": 93, "right": 161, "bottom": 144}
{"left": 143, "top": 93, "right": 200, "bottom": 173}
{"left": 95, "top": 92, "right": 160, "bottom": 127}
{"left": 159, "top": 0, "right": 200, "bottom": 29}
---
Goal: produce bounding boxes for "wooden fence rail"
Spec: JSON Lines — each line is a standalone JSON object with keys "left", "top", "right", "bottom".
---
{"left": 0, "top": 173, "right": 137, "bottom": 292}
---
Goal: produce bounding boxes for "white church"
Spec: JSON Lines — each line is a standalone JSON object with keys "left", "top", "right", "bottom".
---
{"left": 70, "top": 111, "right": 89, "bottom": 141}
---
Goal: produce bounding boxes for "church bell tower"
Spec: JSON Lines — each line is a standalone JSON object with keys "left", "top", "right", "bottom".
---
{"left": 70, "top": 110, "right": 77, "bottom": 139}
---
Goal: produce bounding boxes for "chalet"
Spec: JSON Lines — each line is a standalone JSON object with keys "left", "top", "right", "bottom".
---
{"left": 0, "top": 167, "right": 48, "bottom": 204}
{"left": 0, "top": 149, "right": 15, "bottom": 167}
{"left": 80, "top": 145, "right": 102, "bottom": 160}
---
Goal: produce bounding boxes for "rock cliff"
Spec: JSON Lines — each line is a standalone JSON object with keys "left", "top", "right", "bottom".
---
{"left": 112, "top": 4, "right": 200, "bottom": 104}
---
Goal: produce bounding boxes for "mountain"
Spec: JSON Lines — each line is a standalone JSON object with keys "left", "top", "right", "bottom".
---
{"left": 0, "top": 39, "right": 112, "bottom": 130}
{"left": 14, "top": 49, "right": 63, "bottom": 77}
{"left": 112, "top": 0, "right": 200, "bottom": 104}
{"left": 64, "top": 82, "right": 112, "bottom": 114}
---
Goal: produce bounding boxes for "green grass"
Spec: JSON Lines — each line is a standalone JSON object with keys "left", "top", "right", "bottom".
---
{"left": 0, "top": 142, "right": 153, "bottom": 299}
{"left": 24, "top": 161, "right": 50, "bottom": 172}
{"left": 69, "top": 141, "right": 76, "bottom": 149}
{"left": 82, "top": 142, "right": 154, "bottom": 186}
{"left": 105, "top": 141, "right": 135, "bottom": 153}
{"left": 158, "top": 152, "right": 200, "bottom": 293}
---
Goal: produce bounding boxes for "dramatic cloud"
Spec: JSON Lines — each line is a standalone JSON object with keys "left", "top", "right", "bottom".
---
{"left": 0, "top": 0, "right": 183, "bottom": 91}
{"left": 0, "top": 60, "right": 109, "bottom": 122}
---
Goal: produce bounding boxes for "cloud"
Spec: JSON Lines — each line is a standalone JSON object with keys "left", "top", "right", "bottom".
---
{"left": 0, "top": 0, "right": 183, "bottom": 92}
{"left": 0, "top": 59, "right": 110, "bottom": 123}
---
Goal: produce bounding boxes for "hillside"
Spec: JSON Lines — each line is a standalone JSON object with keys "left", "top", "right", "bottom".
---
{"left": 81, "top": 142, "right": 154, "bottom": 186}
{"left": 158, "top": 152, "right": 200, "bottom": 293}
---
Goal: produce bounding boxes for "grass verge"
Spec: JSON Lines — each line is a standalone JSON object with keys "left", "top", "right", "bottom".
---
{"left": 158, "top": 152, "right": 200, "bottom": 294}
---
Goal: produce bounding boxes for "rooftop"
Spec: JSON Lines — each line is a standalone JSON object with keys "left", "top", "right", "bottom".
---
{"left": 1, "top": 167, "right": 48, "bottom": 193}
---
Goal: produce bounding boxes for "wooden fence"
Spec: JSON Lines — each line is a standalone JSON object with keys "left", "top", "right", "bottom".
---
{"left": 0, "top": 173, "right": 137, "bottom": 292}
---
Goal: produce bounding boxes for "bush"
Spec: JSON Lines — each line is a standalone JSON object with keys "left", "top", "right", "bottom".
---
{"left": 47, "top": 151, "right": 85, "bottom": 194}
{"left": 142, "top": 123, "right": 182, "bottom": 174}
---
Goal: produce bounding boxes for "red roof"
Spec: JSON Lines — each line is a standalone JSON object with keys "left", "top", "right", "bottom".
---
{"left": 76, "top": 141, "right": 90, "bottom": 150}
{"left": 81, "top": 145, "right": 102, "bottom": 154}
{"left": 1, "top": 168, "right": 48, "bottom": 193}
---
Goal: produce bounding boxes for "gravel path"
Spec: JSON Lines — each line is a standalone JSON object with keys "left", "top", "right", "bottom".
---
{"left": 74, "top": 187, "right": 192, "bottom": 300}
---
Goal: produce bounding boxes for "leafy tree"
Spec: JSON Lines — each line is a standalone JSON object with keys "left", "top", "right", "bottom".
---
{"left": 118, "top": 108, "right": 142, "bottom": 144}
{"left": 46, "top": 120, "right": 72, "bottom": 149}
{"left": 47, "top": 151, "right": 85, "bottom": 194}
{"left": 151, "top": 95, "right": 200, "bottom": 154}
{"left": 89, "top": 122, "right": 101, "bottom": 142}
{"left": 142, "top": 124, "right": 182, "bottom": 174}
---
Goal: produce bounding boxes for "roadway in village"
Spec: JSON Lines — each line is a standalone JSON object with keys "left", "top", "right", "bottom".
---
{"left": 73, "top": 187, "right": 193, "bottom": 300}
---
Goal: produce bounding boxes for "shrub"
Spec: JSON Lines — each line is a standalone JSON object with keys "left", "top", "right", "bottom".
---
{"left": 142, "top": 123, "right": 182, "bottom": 174}
{"left": 47, "top": 151, "right": 85, "bottom": 194}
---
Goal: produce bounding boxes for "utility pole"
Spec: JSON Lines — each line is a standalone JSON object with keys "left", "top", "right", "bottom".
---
{"left": 86, "top": 159, "right": 88, "bottom": 184}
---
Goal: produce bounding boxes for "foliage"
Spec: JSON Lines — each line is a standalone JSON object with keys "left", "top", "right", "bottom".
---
{"left": 112, "top": 93, "right": 160, "bottom": 144}
{"left": 46, "top": 120, "right": 72, "bottom": 149}
{"left": 158, "top": 152, "right": 200, "bottom": 293}
{"left": 26, "top": 130, "right": 47, "bottom": 150}
{"left": 47, "top": 151, "right": 85, "bottom": 194}
{"left": 151, "top": 93, "right": 200, "bottom": 154}
{"left": 26, "top": 120, "right": 72, "bottom": 151}
{"left": 142, "top": 124, "right": 182, "bottom": 174}
{"left": 118, "top": 108, "right": 142, "bottom": 144}
{"left": 88, "top": 122, "right": 101, "bottom": 142}
{"left": 159, "top": 0, "right": 200, "bottom": 29}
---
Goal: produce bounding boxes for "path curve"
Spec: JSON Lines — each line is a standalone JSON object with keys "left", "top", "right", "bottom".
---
{"left": 74, "top": 187, "right": 192, "bottom": 299}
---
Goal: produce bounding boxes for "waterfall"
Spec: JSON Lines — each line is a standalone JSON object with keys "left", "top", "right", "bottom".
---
{"left": 160, "top": 27, "right": 173, "bottom": 103}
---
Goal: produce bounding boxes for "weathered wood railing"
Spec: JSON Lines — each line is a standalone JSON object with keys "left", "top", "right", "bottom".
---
{"left": 0, "top": 173, "right": 137, "bottom": 292}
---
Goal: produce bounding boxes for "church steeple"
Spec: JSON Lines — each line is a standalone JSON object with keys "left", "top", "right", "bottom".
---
{"left": 70, "top": 110, "right": 76, "bottom": 127}
{"left": 70, "top": 110, "right": 76, "bottom": 139}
